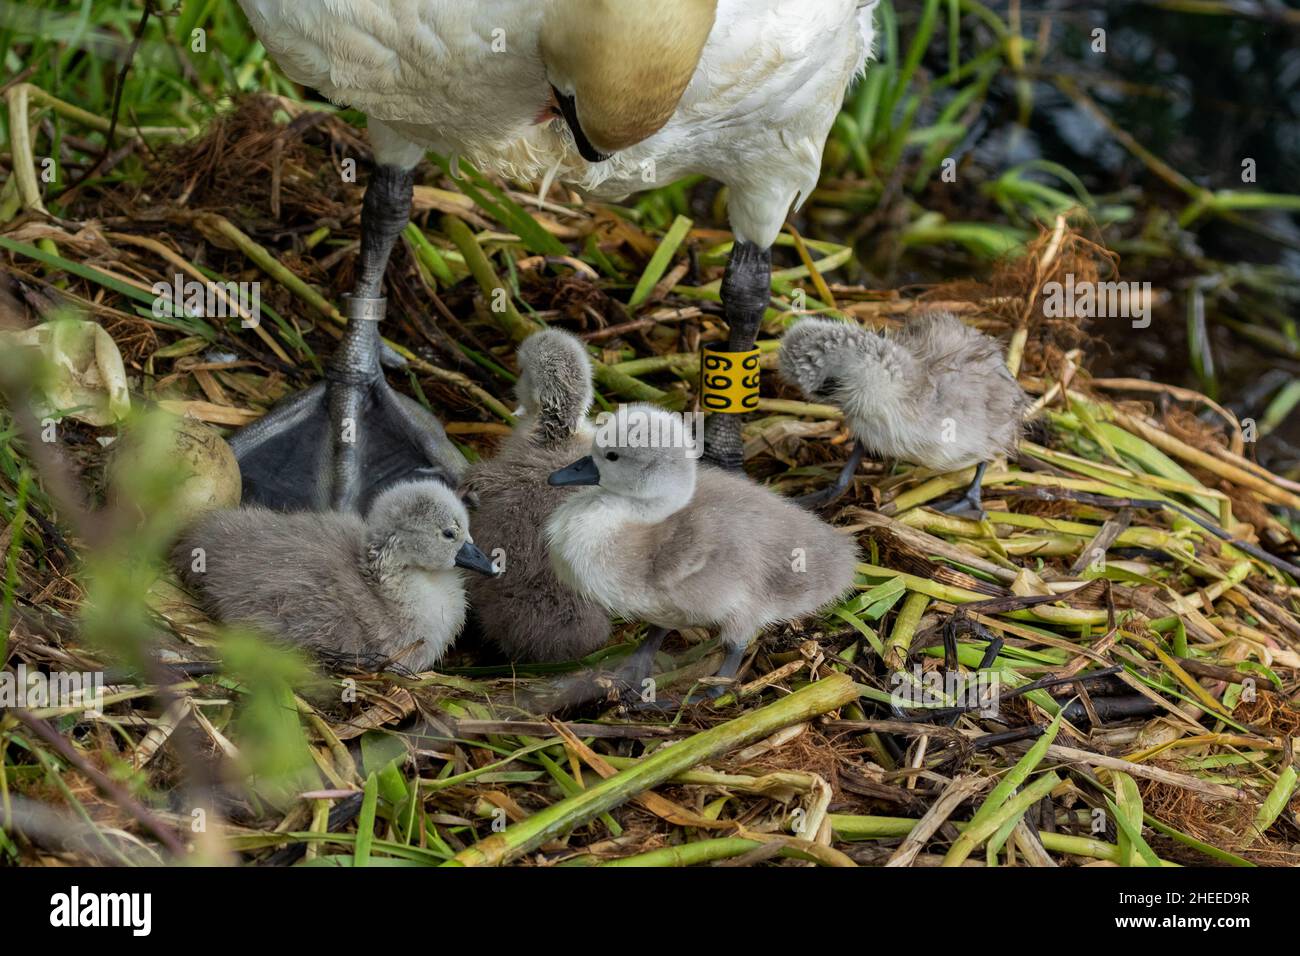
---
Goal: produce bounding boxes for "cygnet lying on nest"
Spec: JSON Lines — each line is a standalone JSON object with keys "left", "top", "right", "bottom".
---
{"left": 173, "top": 480, "right": 497, "bottom": 671}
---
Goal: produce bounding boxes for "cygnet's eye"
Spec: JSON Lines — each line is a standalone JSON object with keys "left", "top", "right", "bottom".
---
{"left": 605, "top": 452, "right": 620, "bottom": 462}
{"left": 442, "top": 529, "right": 456, "bottom": 540}
{"left": 816, "top": 376, "right": 841, "bottom": 398}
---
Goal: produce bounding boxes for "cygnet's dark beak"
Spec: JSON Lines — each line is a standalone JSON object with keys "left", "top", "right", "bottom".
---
{"left": 815, "top": 376, "right": 842, "bottom": 400}
{"left": 551, "top": 85, "right": 611, "bottom": 163}
{"left": 548, "top": 455, "right": 600, "bottom": 487}
{"left": 455, "top": 540, "right": 499, "bottom": 576}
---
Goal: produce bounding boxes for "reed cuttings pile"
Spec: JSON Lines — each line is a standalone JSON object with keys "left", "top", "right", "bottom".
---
{"left": 0, "top": 95, "right": 1297, "bottom": 868}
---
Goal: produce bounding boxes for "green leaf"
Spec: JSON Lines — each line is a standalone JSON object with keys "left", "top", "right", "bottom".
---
{"left": 354, "top": 772, "right": 379, "bottom": 867}
{"left": 629, "top": 215, "right": 693, "bottom": 309}
{"left": 1106, "top": 776, "right": 1161, "bottom": 868}
{"left": 430, "top": 154, "right": 568, "bottom": 256}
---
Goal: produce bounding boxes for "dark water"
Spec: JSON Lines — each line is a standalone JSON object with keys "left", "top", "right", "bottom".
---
{"left": 1049, "top": 2, "right": 1300, "bottom": 196}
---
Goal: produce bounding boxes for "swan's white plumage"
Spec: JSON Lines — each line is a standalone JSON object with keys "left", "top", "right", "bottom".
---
{"left": 238, "top": 0, "right": 877, "bottom": 246}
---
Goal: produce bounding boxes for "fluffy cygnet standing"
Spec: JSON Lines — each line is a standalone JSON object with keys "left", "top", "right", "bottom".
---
{"left": 547, "top": 405, "right": 858, "bottom": 697}
{"left": 173, "top": 481, "right": 498, "bottom": 671}
{"left": 461, "top": 329, "right": 611, "bottom": 663}
{"left": 779, "top": 311, "right": 1027, "bottom": 515}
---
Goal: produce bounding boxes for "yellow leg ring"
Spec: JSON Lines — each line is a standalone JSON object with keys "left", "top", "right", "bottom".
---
{"left": 700, "top": 346, "right": 761, "bottom": 413}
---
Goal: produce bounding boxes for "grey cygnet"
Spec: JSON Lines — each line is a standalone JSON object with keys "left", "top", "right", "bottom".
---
{"left": 547, "top": 404, "right": 859, "bottom": 700}
{"left": 779, "top": 311, "right": 1027, "bottom": 515}
{"left": 173, "top": 480, "right": 497, "bottom": 671}
{"left": 461, "top": 329, "right": 612, "bottom": 663}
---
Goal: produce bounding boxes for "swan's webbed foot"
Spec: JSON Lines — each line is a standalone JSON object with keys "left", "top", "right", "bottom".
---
{"left": 535, "top": 628, "right": 669, "bottom": 713}
{"left": 614, "top": 627, "right": 669, "bottom": 708}
{"left": 228, "top": 164, "right": 465, "bottom": 512}
{"left": 229, "top": 298, "right": 465, "bottom": 513}
{"left": 628, "top": 642, "right": 748, "bottom": 711}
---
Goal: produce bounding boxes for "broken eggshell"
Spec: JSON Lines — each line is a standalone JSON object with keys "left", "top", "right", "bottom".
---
{"left": 0, "top": 318, "right": 131, "bottom": 426}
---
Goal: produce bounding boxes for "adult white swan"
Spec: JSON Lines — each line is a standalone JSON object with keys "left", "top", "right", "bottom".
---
{"left": 231, "top": 0, "right": 878, "bottom": 510}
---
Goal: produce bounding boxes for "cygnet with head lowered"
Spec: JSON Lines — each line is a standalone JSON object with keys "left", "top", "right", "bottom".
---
{"left": 173, "top": 481, "right": 498, "bottom": 671}
{"left": 779, "top": 311, "right": 1027, "bottom": 515}
{"left": 546, "top": 405, "right": 858, "bottom": 700}
{"left": 461, "top": 329, "right": 611, "bottom": 663}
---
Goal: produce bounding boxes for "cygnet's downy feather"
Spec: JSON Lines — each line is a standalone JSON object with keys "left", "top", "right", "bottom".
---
{"left": 546, "top": 405, "right": 858, "bottom": 652}
{"left": 779, "top": 311, "right": 1026, "bottom": 472}
{"left": 462, "top": 330, "right": 611, "bottom": 663}
{"left": 173, "top": 481, "right": 493, "bottom": 671}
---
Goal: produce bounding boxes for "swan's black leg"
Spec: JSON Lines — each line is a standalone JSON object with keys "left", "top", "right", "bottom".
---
{"left": 230, "top": 163, "right": 465, "bottom": 512}
{"left": 354, "top": 164, "right": 415, "bottom": 300}
{"left": 702, "top": 241, "right": 771, "bottom": 472}
{"left": 934, "top": 461, "right": 989, "bottom": 519}
{"left": 795, "top": 440, "right": 866, "bottom": 510}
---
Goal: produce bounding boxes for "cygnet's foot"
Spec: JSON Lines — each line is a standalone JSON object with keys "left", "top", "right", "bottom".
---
{"left": 625, "top": 642, "right": 747, "bottom": 712}
{"left": 933, "top": 489, "right": 985, "bottom": 521}
{"left": 613, "top": 628, "right": 669, "bottom": 709}
{"left": 537, "top": 671, "right": 622, "bottom": 712}
{"left": 536, "top": 630, "right": 669, "bottom": 713}
{"left": 541, "top": 670, "right": 657, "bottom": 715}
{"left": 793, "top": 440, "right": 865, "bottom": 511}
{"left": 229, "top": 297, "right": 465, "bottom": 512}
{"left": 932, "top": 461, "right": 989, "bottom": 521}
{"left": 626, "top": 679, "right": 735, "bottom": 713}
